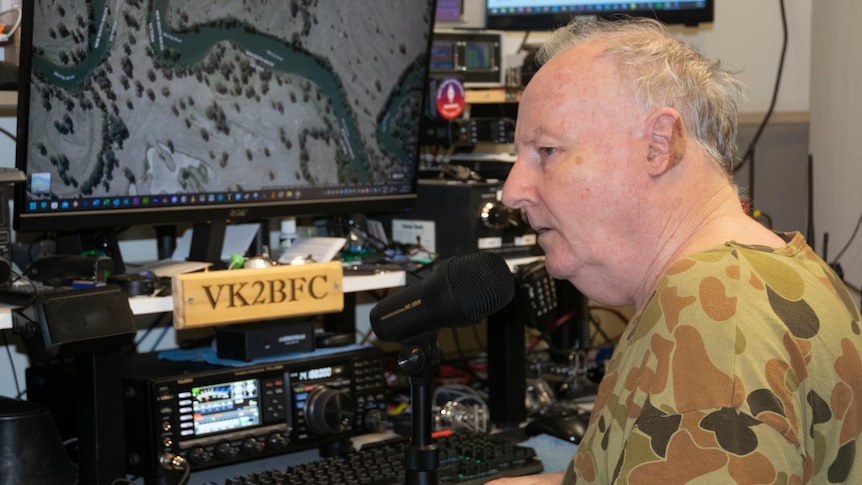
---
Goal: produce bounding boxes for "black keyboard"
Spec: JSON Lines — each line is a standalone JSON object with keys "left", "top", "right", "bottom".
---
{"left": 220, "top": 431, "right": 544, "bottom": 485}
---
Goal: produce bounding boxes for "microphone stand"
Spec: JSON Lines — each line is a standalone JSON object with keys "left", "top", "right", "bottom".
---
{"left": 397, "top": 330, "right": 442, "bottom": 485}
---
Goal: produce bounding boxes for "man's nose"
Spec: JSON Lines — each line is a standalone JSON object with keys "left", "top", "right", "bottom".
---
{"left": 501, "top": 159, "right": 531, "bottom": 209}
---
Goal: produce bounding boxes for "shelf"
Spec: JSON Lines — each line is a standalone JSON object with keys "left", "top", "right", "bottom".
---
{"left": 738, "top": 111, "right": 809, "bottom": 125}
{"left": 465, "top": 88, "right": 517, "bottom": 104}
{"left": 0, "top": 91, "right": 810, "bottom": 125}
{"left": 0, "top": 90, "right": 16, "bottom": 112}
{"left": 0, "top": 270, "right": 407, "bottom": 330}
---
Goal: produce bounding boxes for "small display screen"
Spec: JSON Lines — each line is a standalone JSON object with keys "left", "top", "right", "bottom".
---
{"left": 191, "top": 378, "right": 261, "bottom": 436}
{"left": 430, "top": 40, "right": 456, "bottom": 70}
{"left": 291, "top": 365, "right": 347, "bottom": 382}
{"left": 464, "top": 42, "right": 494, "bottom": 70}
{"left": 435, "top": 0, "right": 462, "bottom": 22}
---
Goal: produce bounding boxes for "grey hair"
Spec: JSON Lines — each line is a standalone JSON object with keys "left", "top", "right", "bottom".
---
{"left": 536, "top": 18, "right": 745, "bottom": 176}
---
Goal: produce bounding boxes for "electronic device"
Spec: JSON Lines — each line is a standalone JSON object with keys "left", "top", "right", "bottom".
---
{"left": 12, "top": 285, "right": 136, "bottom": 359}
{"left": 524, "top": 412, "right": 588, "bottom": 444}
{"left": 423, "top": 116, "right": 515, "bottom": 147}
{"left": 430, "top": 29, "right": 504, "bottom": 87}
{"left": 485, "top": 0, "right": 714, "bottom": 31}
{"left": 436, "top": 0, "right": 464, "bottom": 23}
{"left": 389, "top": 179, "right": 540, "bottom": 259}
{"left": 220, "top": 431, "right": 544, "bottom": 485}
{"left": 513, "top": 259, "right": 591, "bottom": 358}
{"left": 13, "top": 0, "right": 436, "bottom": 264}
{"left": 514, "top": 259, "right": 558, "bottom": 331}
{"left": 122, "top": 346, "right": 388, "bottom": 479}
{"left": 215, "top": 319, "right": 316, "bottom": 361}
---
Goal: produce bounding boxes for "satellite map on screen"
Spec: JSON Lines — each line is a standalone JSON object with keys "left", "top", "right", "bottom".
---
{"left": 25, "top": 0, "right": 430, "bottom": 201}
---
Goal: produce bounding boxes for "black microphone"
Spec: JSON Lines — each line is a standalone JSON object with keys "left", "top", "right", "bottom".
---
{"left": 370, "top": 252, "right": 516, "bottom": 342}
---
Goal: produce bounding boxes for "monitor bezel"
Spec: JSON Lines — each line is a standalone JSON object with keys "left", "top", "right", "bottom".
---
{"left": 13, "top": 1, "right": 433, "bottom": 234}
{"left": 485, "top": 1, "right": 715, "bottom": 31}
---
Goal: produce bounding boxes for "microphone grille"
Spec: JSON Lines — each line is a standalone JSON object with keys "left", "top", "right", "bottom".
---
{"left": 447, "top": 252, "right": 516, "bottom": 321}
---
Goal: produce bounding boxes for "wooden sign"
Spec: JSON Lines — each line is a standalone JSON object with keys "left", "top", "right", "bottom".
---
{"left": 172, "top": 261, "right": 344, "bottom": 329}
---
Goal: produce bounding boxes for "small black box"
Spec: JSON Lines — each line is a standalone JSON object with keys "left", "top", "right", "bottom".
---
{"left": 215, "top": 319, "right": 315, "bottom": 361}
{"left": 390, "top": 180, "right": 541, "bottom": 259}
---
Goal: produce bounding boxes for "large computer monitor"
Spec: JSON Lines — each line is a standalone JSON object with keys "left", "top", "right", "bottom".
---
{"left": 485, "top": 1, "right": 714, "bottom": 31}
{"left": 14, "top": 0, "right": 436, "bottom": 262}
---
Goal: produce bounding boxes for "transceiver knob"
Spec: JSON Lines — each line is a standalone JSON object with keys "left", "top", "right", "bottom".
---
{"left": 215, "top": 442, "right": 239, "bottom": 460}
{"left": 305, "top": 386, "right": 354, "bottom": 435}
{"left": 480, "top": 201, "right": 511, "bottom": 230}
{"left": 187, "top": 447, "right": 212, "bottom": 465}
{"left": 242, "top": 437, "right": 265, "bottom": 455}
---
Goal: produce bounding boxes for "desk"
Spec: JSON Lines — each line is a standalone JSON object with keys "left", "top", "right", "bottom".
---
{"left": 0, "top": 270, "right": 407, "bottom": 331}
{"left": 1, "top": 270, "right": 407, "bottom": 485}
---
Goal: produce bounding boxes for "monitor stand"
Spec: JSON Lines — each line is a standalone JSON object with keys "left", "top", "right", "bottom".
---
{"left": 186, "top": 220, "right": 269, "bottom": 267}
{"left": 188, "top": 220, "right": 227, "bottom": 266}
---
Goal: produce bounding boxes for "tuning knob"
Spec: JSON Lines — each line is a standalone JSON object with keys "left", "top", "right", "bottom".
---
{"left": 267, "top": 432, "right": 289, "bottom": 449}
{"left": 305, "top": 386, "right": 354, "bottom": 435}
{"left": 214, "top": 442, "right": 239, "bottom": 460}
{"left": 480, "top": 201, "right": 530, "bottom": 235}
{"left": 480, "top": 201, "right": 511, "bottom": 230}
{"left": 242, "top": 437, "right": 265, "bottom": 455}
{"left": 363, "top": 408, "right": 389, "bottom": 433}
{"left": 187, "top": 447, "right": 212, "bottom": 465}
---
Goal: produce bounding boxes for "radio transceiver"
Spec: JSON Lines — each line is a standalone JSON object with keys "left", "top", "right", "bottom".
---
{"left": 122, "top": 346, "right": 388, "bottom": 479}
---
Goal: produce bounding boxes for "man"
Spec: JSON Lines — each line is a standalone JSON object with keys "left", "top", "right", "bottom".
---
{"left": 491, "top": 18, "right": 862, "bottom": 484}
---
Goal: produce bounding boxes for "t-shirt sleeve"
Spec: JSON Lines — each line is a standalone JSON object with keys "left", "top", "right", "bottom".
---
{"left": 608, "top": 407, "right": 804, "bottom": 483}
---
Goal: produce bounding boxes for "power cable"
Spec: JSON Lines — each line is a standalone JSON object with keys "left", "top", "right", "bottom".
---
{"left": 830, "top": 210, "right": 862, "bottom": 265}
{"left": 733, "top": 0, "right": 788, "bottom": 206}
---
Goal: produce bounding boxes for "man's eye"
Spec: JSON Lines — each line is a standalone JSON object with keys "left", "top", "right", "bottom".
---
{"left": 537, "top": 147, "right": 557, "bottom": 159}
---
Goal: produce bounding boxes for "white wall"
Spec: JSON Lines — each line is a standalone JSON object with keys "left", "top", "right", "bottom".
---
{"left": 810, "top": 1, "right": 862, "bottom": 295}
{"left": 451, "top": 0, "right": 812, "bottom": 115}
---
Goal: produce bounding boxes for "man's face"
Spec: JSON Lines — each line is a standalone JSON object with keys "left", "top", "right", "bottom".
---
{"left": 502, "top": 44, "right": 652, "bottom": 305}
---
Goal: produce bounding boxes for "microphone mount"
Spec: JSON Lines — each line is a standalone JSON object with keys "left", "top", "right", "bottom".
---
{"left": 397, "top": 330, "right": 443, "bottom": 485}
{"left": 369, "top": 251, "right": 516, "bottom": 484}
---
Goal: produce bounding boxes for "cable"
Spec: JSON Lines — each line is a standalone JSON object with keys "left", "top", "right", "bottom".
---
{"left": 446, "top": 327, "right": 484, "bottom": 384}
{"left": 2, "top": 330, "right": 21, "bottom": 397}
{"left": 0, "top": 7, "right": 22, "bottom": 45}
{"left": 733, "top": 0, "right": 788, "bottom": 185}
{"left": 470, "top": 324, "right": 487, "bottom": 353}
{"left": 516, "top": 30, "right": 531, "bottom": 54}
{"left": 831, "top": 210, "right": 862, "bottom": 265}
{"left": 134, "top": 311, "right": 172, "bottom": 349}
{"left": 0, "top": 125, "right": 15, "bottom": 141}
{"left": 149, "top": 325, "right": 171, "bottom": 353}
{"left": 432, "top": 383, "right": 489, "bottom": 433}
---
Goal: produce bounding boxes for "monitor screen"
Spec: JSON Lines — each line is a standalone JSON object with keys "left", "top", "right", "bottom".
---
{"left": 485, "top": 1, "right": 714, "bottom": 31}
{"left": 14, "top": 0, "right": 436, "bottom": 236}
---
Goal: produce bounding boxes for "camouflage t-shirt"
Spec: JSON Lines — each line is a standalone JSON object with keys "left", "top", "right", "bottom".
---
{"left": 564, "top": 232, "right": 862, "bottom": 484}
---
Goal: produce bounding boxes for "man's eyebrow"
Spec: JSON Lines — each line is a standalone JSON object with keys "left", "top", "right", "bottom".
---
{"left": 518, "top": 122, "right": 547, "bottom": 146}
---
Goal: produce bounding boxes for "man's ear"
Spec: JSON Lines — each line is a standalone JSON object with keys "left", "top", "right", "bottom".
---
{"left": 646, "top": 108, "right": 686, "bottom": 177}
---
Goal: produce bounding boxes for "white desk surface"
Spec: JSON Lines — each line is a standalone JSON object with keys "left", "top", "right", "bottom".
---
{"left": 0, "top": 270, "right": 407, "bottom": 330}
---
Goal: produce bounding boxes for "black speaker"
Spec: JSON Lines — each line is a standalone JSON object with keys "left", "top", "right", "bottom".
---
{"left": 13, "top": 285, "right": 136, "bottom": 359}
